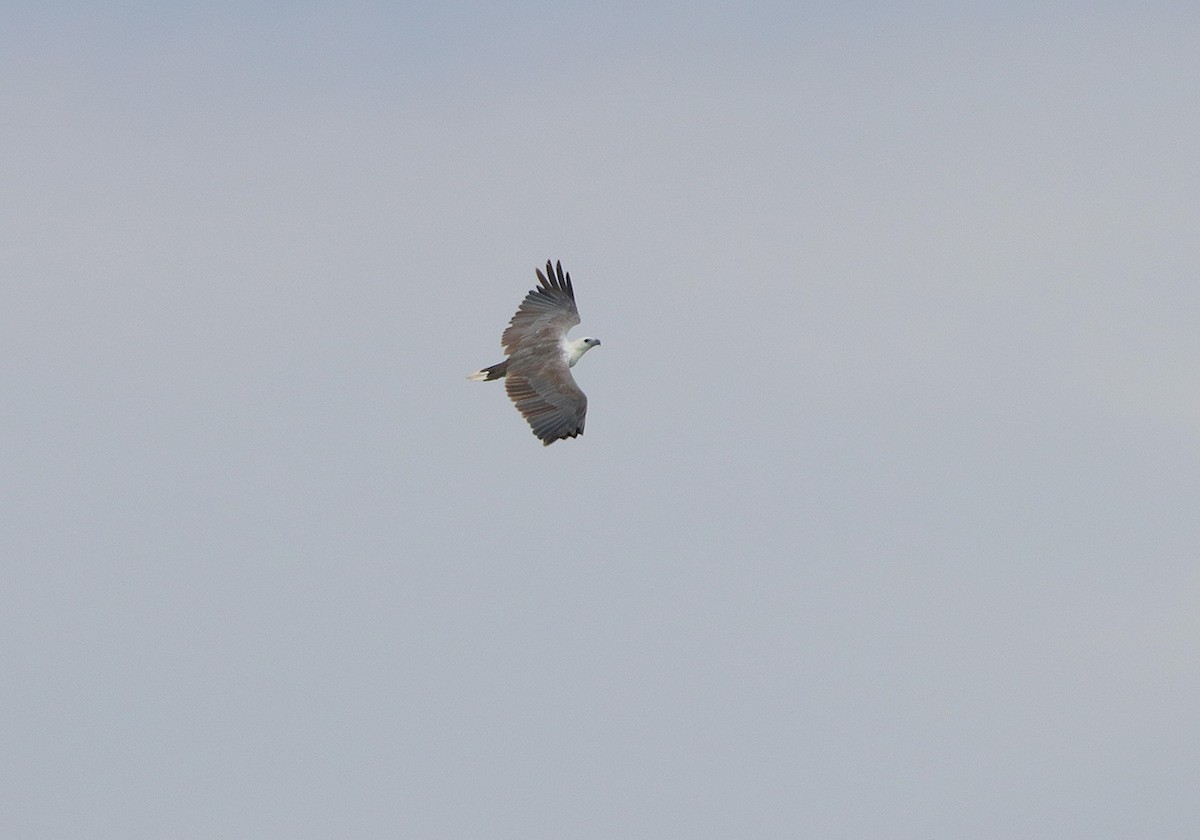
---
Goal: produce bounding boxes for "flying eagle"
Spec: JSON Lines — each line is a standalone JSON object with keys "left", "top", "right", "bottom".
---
{"left": 469, "top": 260, "right": 601, "bottom": 445}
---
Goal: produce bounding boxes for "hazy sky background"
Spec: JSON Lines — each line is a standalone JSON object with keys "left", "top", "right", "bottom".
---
{"left": 3, "top": 2, "right": 1198, "bottom": 837}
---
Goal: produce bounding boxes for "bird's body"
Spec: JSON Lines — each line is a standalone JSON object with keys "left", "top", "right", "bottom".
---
{"left": 469, "top": 260, "right": 600, "bottom": 445}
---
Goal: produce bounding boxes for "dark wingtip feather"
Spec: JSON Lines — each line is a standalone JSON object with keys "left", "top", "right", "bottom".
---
{"left": 539, "top": 428, "right": 582, "bottom": 446}
{"left": 541, "top": 259, "right": 573, "bottom": 300}
{"left": 530, "top": 259, "right": 575, "bottom": 300}
{"left": 559, "top": 261, "right": 574, "bottom": 299}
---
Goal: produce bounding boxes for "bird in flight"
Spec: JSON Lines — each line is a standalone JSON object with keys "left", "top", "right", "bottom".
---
{"left": 469, "top": 260, "right": 601, "bottom": 445}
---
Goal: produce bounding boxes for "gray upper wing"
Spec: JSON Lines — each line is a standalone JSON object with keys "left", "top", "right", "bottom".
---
{"left": 501, "top": 260, "right": 580, "bottom": 355}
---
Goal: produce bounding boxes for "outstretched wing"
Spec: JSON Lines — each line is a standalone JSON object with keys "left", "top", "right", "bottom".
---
{"left": 505, "top": 367, "right": 587, "bottom": 445}
{"left": 501, "top": 260, "right": 580, "bottom": 354}
{"left": 501, "top": 260, "right": 586, "bottom": 445}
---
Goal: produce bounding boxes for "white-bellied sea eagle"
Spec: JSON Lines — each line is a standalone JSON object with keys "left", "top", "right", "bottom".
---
{"left": 469, "top": 260, "right": 601, "bottom": 445}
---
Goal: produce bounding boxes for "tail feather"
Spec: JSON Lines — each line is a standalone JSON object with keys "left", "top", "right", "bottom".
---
{"left": 467, "top": 360, "right": 508, "bottom": 381}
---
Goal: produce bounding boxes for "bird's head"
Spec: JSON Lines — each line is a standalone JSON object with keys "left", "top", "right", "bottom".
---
{"left": 565, "top": 337, "right": 601, "bottom": 368}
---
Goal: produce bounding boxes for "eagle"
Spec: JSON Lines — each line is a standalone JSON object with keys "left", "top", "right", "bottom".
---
{"left": 469, "top": 260, "right": 601, "bottom": 445}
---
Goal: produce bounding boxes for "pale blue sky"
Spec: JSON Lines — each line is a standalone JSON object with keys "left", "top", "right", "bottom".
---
{"left": 3, "top": 3, "right": 1199, "bottom": 837}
